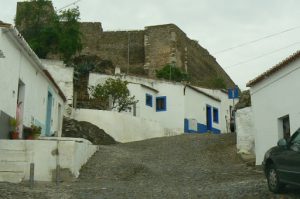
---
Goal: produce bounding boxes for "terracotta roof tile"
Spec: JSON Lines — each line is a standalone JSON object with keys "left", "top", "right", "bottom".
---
{"left": 0, "top": 21, "right": 11, "bottom": 27}
{"left": 247, "top": 50, "right": 300, "bottom": 87}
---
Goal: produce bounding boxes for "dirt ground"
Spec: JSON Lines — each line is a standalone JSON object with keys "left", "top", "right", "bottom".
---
{"left": 1, "top": 133, "right": 300, "bottom": 199}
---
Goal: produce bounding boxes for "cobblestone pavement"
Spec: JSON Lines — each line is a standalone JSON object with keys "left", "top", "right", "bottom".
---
{"left": 1, "top": 133, "right": 300, "bottom": 199}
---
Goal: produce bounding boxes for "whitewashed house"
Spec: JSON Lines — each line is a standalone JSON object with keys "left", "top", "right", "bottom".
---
{"left": 85, "top": 73, "right": 234, "bottom": 141}
{"left": 247, "top": 51, "right": 300, "bottom": 165}
{"left": 0, "top": 22, "right": 66, "bottom": 138}
{"left": 0, "top": 22, "right": 98, "bottom": 183}
{"left": 196, "top": 87, "right": 238, "bottom": 133}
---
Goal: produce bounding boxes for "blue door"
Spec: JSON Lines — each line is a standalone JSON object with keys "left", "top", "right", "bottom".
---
{"left": 206, "top": 105, "right": 212, "bottom": 131}
{"left": 45, "top": 92, "right": 53, "bottom": 136}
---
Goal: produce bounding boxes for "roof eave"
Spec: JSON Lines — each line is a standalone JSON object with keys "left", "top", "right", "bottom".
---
{"left": 2, "top": 25, "right": 67, "bottom": 102}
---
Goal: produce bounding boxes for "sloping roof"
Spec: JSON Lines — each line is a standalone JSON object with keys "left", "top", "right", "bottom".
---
{"left": 184, "top": 85, "right": 221, "bottom": 102}
{"left": 43, "top": 70, "right": 67, "bottom": 102}
{"left": 0, "top": 21, "right": 11, "bottom": 27}
{"left": 247, "top": 51, "right": 300, "bottom": 87}
{"left": 128, "top": 82, "right": 159, "bottom": 93}
{"left": 0, "top": 23, "right": 67, "bottom": 102}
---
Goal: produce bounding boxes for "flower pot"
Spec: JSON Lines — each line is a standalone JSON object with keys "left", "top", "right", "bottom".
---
{"left": 10, "top": 131, "right": 19, "bottom": 139}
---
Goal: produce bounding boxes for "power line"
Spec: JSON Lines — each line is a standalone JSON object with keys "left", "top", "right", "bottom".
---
{"left": 56, "top": 0, "right": 82, "bottom": 12}
{"left": 214, "top": 25, "right": 300, "bottom": 55}
{"left": 224, "top": 42, "right": 300, "bottom": 69}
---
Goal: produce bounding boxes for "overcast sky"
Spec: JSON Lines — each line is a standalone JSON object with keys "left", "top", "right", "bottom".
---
{"left": 1, "top": 0, "right": 299, "bottom": 90}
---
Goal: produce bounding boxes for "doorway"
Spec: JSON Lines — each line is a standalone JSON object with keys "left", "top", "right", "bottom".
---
{"left": 206, "top": 105, "right": 212, "bottom": 131}
{"left": 282, "top": 116, "right": 290, "bottom": 139}
{"left": 279, "top": 115, "right": 290, "bottom": 139}
{"left": 45, "top": 91, "right": 53, "bottom": 136}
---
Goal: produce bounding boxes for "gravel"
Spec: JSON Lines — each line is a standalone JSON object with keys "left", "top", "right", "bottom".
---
{"left": 1, "top": 133, "right": 299, "bottom": 199}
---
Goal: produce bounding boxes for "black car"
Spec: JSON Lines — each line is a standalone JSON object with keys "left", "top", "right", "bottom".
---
{"left": 262, "top": 128, "right": 300, "bottom": 193}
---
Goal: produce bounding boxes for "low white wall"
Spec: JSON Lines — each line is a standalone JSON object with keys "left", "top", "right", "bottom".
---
{"left": 43, "top": 137, "right": 98, "bottom": 178}
{"left": 73, "top": 109, "right": 181, "bottom": 143}
{"left": 0, "top": 138, "right": 97, "bottom": 182}
{"left": 236, "top": 107, "right": 255, "bottom": 154}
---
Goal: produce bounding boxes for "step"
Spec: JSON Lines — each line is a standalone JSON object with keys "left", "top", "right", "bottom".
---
{"left": 0, "top": 140, "right": 26, "bottom": 150}
{"left": 0, "top": 151, "right": 27, "bottom": 162}
{"left": 0, "top": 171, "right": 25, "bottom": 183}
{"left": 0, "top": 162, "right": 27, "bottom": 172}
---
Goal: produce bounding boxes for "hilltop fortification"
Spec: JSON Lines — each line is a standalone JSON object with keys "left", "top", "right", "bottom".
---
{"left": 16, "top": 1, "right": 235, "bottom": 89}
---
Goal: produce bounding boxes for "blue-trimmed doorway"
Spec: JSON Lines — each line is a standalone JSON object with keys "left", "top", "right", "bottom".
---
{"left": 45, "top": 91, "right": 53, "bottom": 136}
{"left": 206, "top": 105, "right": 212, "bottom": 131}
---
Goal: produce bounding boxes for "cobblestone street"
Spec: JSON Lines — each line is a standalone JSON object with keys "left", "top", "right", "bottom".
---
{"left": 1, "top": 133, "right": 300, "bottom": 199}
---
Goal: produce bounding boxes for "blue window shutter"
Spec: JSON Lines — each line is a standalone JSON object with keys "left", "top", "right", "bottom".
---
{"left": 213, "top": 107, "right": 219, "bottom": 123}
{"left": 156, "top": 96, "right": 167, "bottom": 112}
{"left": 146, "top": 94, "right": 153, "bottom": 107}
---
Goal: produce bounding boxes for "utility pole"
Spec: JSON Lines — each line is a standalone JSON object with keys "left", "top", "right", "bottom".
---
{"left": 127, "top": 32, "right": 130, "bottom": 74}
{"left": 169, "top": 64, "right": 171, "bottom": 80}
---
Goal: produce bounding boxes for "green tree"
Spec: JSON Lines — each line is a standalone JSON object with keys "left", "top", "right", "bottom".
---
{"left": 15, "top": 0, "right": 58, "bottom": 58}
{"left": 15, "top": 0, "right": 82, "bottom": 62}
{"left": 57, "top": 7, "right": 82, "bottom": 63}
{"left": 89, "top": 78, "right": 138, "bottom": 112}
{"left": 156, "top": 64, "right": 188, "bottom": 82}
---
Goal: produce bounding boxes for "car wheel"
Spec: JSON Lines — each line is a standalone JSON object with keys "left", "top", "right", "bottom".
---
{"left": 267, "top": 164, "right": 284, "bottom": 193}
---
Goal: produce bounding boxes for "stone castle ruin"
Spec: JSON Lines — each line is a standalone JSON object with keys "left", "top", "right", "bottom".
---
{"left": 16, "top": 1, "right": 235, "bottom": 89}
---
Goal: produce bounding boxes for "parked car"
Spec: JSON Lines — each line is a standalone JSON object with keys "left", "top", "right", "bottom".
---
{"left": 262, "top": 128, "right": 300, "bottom": 193}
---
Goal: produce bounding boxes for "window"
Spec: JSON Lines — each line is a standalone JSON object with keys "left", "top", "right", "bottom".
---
{"left": 156, "top": 96, "right": 167, "bottom": 112}
{"left": 278, "top": 115, "right": 290, "bottom": 139}
{"left": 213, "top": 107, "right": 219, "bottom": 123}
{"left": 146, "top": 94, "right": 153, "bottom": 107}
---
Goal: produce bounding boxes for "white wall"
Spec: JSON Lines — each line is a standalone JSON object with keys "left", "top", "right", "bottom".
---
{"left": 236, "top": 107, "right": 255, "bottom": 154}
{"left": 0, "top": 28, "right": 65, "bottom": 137}
{"left": 184, "top": 87, "right": 221, "bottom": 132}
{"left": 0, "top": 29, "right": 20, "bottom": 118}
{"left": 89, "top": 73, "right": 185, "bottom": 133}
{"left": 0, "top": 138, "right": 97, "bottom": 182}
{"left": 73, "top": 109, "right": 181, "bottom": 143}
{"left": 127, "top": 84, "right": 158, "bottom": 120}
{"left": 41, "top": 59, "right": 74, "bottom": 115}
{"left": 250, "top": 58, "right": 300, "bottom": 165}
{"left": 88, "top": 73, "right": 228, "bottom": 134}
{"left": 197, "top": 87, "right": 237, "bottom": 133}
{"left": 153, "top": 82, "right": 185, "bottom": 132}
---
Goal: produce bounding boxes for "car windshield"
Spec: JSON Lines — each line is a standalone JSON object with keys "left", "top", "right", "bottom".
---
{"left": 291, "top": 128, "right": 300, "bottom": 144}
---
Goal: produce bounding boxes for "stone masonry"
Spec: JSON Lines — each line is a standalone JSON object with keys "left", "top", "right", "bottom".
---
{"left": 16, "top": 1, "right": 236, "bottom": 88}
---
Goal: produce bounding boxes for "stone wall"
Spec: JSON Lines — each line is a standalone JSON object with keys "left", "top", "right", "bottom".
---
{"left": 15, "top": 1, "right": 236, "bottom": 88}
{"left": 80, "top": 26, "right": 145, "bottom": 69}
{"left": 80, "top": 22, "right": 103, "bottom": 56}
{"left": 78, "top": 22, "right": 234, "bottom": 88}
{"left": 186, "top": 39, "right": 235, "bottom": 87}
{"left": 98, "top": 31, "right": 144, "bottom": 67}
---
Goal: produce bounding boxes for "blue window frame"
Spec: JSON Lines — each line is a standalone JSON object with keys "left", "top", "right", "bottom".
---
{"left": 156, "top": 96, "right": 167, "bottom": 112}
{"left": 146, "top": 94, "right": 153, "bottom": 107}
{"left": 213, "top": 107, "right": 219, "bottom": 123}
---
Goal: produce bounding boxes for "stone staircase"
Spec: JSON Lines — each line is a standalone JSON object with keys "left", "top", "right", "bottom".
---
{"left": 0, "top": 142, "right": 29, "bottom": 183}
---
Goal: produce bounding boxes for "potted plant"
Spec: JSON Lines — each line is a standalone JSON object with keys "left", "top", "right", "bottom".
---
{"left": 9, "top": 118, "right": 19, "bottom": 139}
{"left": 31, "top": 124, "right": 41, "bottom": 139}
{"left": 23, "top": 126, "right": 34, "bottom": 140}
